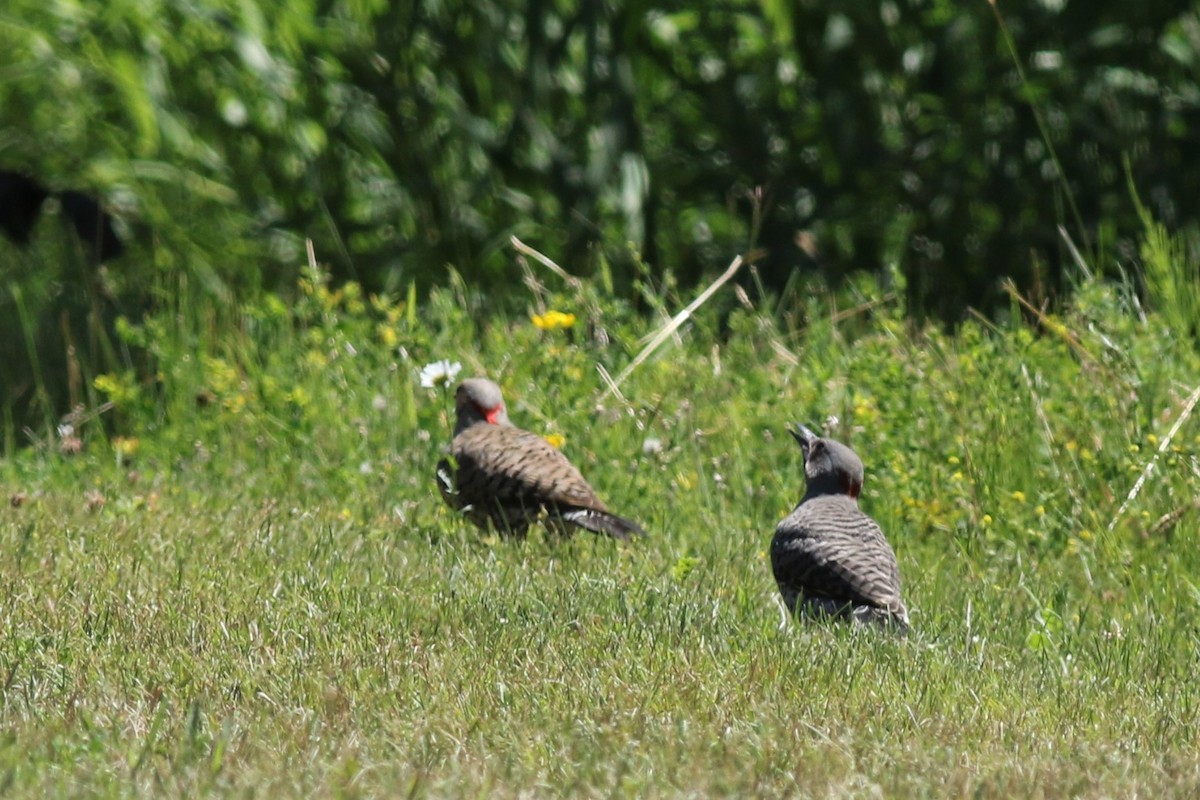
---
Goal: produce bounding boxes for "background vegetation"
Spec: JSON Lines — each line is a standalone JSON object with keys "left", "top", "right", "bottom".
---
{"left": 4, "top": 1, "right": 1200, "bottom": 795}
{"left": 6, "top": 0, "right": 1200, "bottom": 429}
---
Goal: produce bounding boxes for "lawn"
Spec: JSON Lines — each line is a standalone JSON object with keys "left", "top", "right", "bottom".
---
{"left": 2, "top": 260, "right": 1199, "bottom": 797}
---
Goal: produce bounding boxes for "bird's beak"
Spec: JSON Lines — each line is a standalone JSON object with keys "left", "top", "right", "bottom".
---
{"left": 787, "top": 423, "right": 818, "bottom": 459}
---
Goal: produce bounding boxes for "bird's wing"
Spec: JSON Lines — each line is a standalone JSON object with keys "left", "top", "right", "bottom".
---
{"left": 453, "top": 425, "right": 607, "bottom": 510}
{"left": 772, "top": 501, "right": 904, "bottom": 612}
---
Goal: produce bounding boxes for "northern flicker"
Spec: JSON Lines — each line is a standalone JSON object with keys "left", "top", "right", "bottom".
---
{"left": 436, "top": 377, "right": 645, "bottom": 540}
{"left": 771, "top": 424, "right": 909, "bottom": 630}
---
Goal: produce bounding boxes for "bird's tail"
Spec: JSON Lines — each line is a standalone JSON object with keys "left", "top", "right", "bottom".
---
{"left": 435, "top": 458, "right": 457, "bottom": 507}
{"left": 561, "top": 507, "right": 647, "bottom": 541}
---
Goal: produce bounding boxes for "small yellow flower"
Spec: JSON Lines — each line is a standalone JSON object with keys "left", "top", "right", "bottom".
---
{"left": 1035, "top": 505, "right": 1045, "bottom": 516}
{"left": 947, "top": 455, "right": 960, "bottom": 465}
{"left": 286, "top": 387, "right": 311, "bottom": 408}
{"left": 1146, "top": 434, "right": 1158, "bottom": 447}
{"left": 1078, "top": 529, "right": 1093, "bottom": 540}
{"left": 113, "top": 436, "right": 140, "bottom": 458}
{"left": 532, "top": 310, "right": 577, "bottom": 331}
{"left": 223, "top": 393, "right": 248, "bottom": 415}
{"left": 981, "top": 514, "right": 993, "bottom": 527}
{"left": 377, "top": 323, "right": 399, "bottom": 347}
{"left": 1010, "top": 490, "right": 1026, "bottom": 503}
{"left": 543, "top": 433, "right": 566, "bottom": 449}
{"left": 1128, "top": 444, "right": 1140, "bottom": 454}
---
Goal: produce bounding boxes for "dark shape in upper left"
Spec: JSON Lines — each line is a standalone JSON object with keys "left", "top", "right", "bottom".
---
{"left": 0, "top": 169, "right": 124, "bottom": 260}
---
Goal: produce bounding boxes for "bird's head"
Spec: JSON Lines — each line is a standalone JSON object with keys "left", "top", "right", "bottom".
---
{"left": 454, "top": 377, "right": 512, "bottom": 433}
{"left": 788, "top": 423, "right": 865, "bottom": 499}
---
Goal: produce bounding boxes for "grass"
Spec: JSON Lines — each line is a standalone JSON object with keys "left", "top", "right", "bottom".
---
{"left": 3, "top": 255, "right": 1200, "bottom": 797}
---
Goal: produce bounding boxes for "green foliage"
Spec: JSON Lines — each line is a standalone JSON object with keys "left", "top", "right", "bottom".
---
{"left": 6, "top": 0, "right": 1200, "bottom": 319}
{"left": 1131, "top": 171, "right": 1200, "bottom": 348}
{"left": 3, "top": 257, "right": 1200, "bottom": 794}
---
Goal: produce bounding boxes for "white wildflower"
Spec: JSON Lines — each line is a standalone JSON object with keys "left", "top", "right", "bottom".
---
{"left": 418, "top": 359, "right": 462, "bottom": 389}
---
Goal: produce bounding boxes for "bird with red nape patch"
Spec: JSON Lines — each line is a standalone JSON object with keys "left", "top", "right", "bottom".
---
{"left": 436, "top": 377, "right": 645, "bottom": 541}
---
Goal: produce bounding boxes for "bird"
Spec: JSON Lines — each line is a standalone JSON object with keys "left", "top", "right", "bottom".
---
{"left": 436, "top": 377, "right": 645, "bottom": 540}
{"left": 771, "top": 423, "right": 909, "bottom": 631}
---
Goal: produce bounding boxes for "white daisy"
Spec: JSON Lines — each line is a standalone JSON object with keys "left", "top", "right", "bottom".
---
{"left": 418, "top": 359, "right": 462, "bottom": 389}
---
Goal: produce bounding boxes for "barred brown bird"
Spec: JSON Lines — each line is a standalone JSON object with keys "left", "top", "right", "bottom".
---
{"left": 771, "top": 423, "right": 909, "bottom": 630}
{"left": 436, "top": 377, "right": 645, "bottom": 540}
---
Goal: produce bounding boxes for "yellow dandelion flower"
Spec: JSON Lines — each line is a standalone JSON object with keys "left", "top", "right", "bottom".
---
{"left": 981, "top": 514, "right": 993, "bottom": 527}
{"left": 377, "top": 324, "right": 399, "bottom": 348}
{"left": 112, "top": 437, "right": 140, "bottom": 458}
{"left": 1035, "top": 505, "right": 1045, "bottom": 516}
{"left": 1128, "top": 444, "right": 1140, "bottom": 454}
{"left": 532, "top": 310, "right": 577, "bottom": 331}
{"left": 1010, "top": 490, "right": 1026, "bottom": 503}
{"left": 1146, "top": 434, "right": 1158, "bottom": 447}
{"left": 544, "top": 433, "right": 566, "bottom": 449}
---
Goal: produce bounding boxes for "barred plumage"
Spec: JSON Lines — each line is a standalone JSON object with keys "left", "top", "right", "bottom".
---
{"left": 771, "top": 424, "right": 909, "bottom": 631}
{"left": 437, "top": 378, "right": 645, "bottom": 540}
